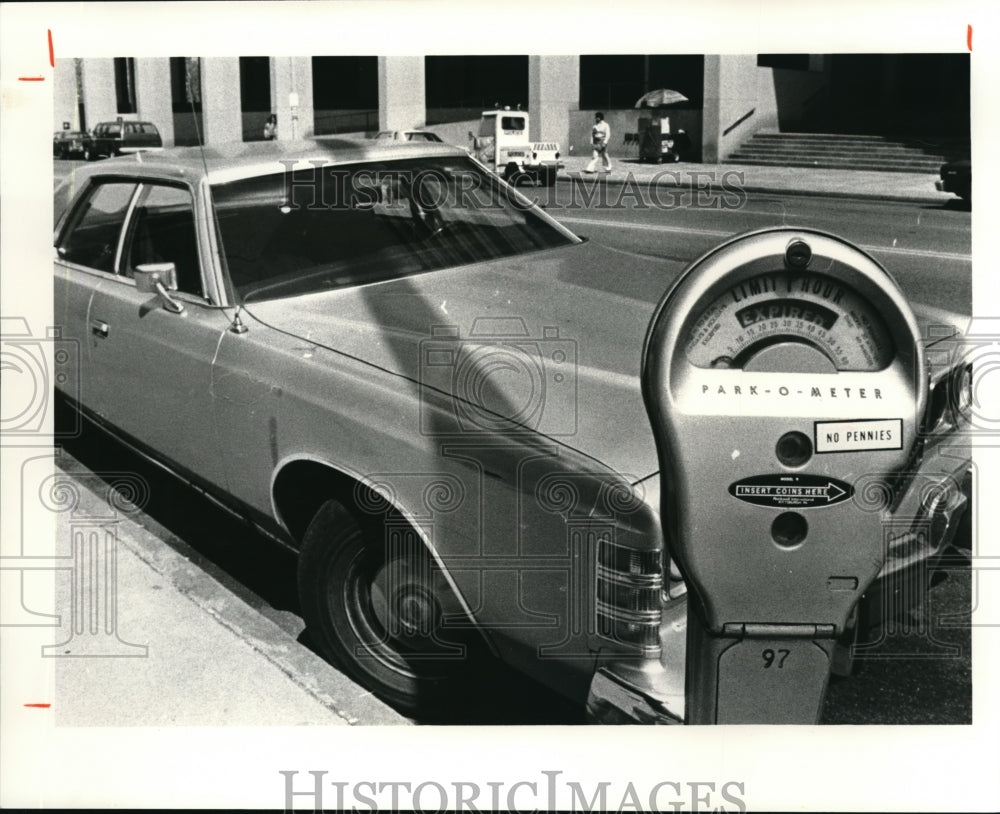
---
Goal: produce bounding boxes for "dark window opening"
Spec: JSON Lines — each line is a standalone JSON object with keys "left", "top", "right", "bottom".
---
{"left": 240, "top": 56, "right": 273, "bottom": 142}
{"left": 312, "top": 56, "right": 379, "bottom": 135}
{"left": 580, "top": 55, "right": 703, "bottom": 109}
{"left": 170, "top": 56, "right": 204, "bottom": 146}
{"left": 114, "top": 57, "right": 137, "bottom": 114}
{"left": 425, "top": 56, "right": 528, "bottom": 125}
{"left": 758, "top": 54, "right": 812, "bottom": 71}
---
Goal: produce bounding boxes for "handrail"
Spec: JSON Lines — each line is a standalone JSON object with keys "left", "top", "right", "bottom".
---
{"left": 722, "top": 108, "right": 755, "bottom": 137}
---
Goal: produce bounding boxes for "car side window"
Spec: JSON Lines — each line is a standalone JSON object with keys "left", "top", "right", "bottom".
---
{"left": 125, "top": 184, "right": 204, "bottom": 298}
{"left": 58, "top": 181, "right": 138, "bottom": 272}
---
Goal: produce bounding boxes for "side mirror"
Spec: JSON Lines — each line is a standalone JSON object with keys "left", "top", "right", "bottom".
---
{"left": 134, "top": 262, "right": 185, "bottom": 314}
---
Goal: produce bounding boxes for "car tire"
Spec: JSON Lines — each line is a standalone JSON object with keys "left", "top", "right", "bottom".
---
{"left": 83, "top": 146, "right": 94, "bottom": 162}
{"left": 297, "top": 498, "right": 487, "bottom": 716}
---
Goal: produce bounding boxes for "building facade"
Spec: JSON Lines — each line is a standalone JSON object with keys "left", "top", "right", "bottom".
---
{"left": 54, "top": 54, "right": 970, "bottom": 163}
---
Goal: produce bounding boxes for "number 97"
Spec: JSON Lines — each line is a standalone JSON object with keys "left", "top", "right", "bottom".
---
{"left": 762, "top": 648, "right": 790, "bottom": 669}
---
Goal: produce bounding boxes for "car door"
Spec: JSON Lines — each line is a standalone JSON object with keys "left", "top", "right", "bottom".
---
{"left": 83, "top": 180, "right": 231, "bottom": 487}
{"left": 54, "top": 178, "right": 139, "bottom": 407}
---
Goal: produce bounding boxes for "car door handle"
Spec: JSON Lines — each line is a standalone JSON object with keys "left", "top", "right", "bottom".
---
{"left": 91, "top": 319, "right": 109, "bottom": 338}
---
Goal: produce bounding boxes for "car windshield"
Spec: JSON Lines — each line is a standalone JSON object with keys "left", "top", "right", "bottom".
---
{"left": 211, "top": 156, "right": 579, "bottom": 302}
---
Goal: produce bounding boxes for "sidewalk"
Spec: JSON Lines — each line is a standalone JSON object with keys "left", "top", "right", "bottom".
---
{"left": 557, "top": 155, "right": 952, "bottom": 205}
{"left": 49, "top": 454, "right": 410, "bottom": 727}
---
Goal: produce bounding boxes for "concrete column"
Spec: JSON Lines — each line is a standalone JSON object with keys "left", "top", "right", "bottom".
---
{"left": 135, "top": 58, "right": 174, "bottom": 147}
{"left": 702, "top": 56, "right": 722, "bottom": 163}
{"left": 53, "top": 59, "right": 80, "bottom": 131}
{"left": 528, "top": 56, "right": 579, "bottom": 147}
{"left": 702, "top": 55, "right": 762, "bottom": 162}
{"left": 378, "top": 56, "right": 425, "bottom": 131}
{"left": 80, "top": 58, "right": 118, "bottom": 131}
{"left": 271, "top": 56, "right": 314, "bottom": 140}
{"left": 201, "top": 57, "right": 242, "bottom": 145}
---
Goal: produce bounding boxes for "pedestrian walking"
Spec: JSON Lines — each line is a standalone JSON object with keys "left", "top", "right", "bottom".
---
{"left": 584, "top": 112, "right": 612, "bottom": 173}
{"left": 263, "top": 113, "right": 278, "bottom": 141}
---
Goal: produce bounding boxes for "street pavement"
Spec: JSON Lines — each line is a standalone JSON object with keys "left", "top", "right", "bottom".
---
{"left": 44, "top": 155, "right": 959, "bottom": 727}
{"left": 54, "top": 153, "right": 955, "bottom": 206}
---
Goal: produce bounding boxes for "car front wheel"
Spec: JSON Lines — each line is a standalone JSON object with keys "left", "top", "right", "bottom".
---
{"left": 297, "top": 498, "right": 487, "bottom": 716}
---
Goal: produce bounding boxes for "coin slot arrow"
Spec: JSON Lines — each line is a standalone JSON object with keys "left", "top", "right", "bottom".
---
{"left": 728, "top": 474, "right": 853, "bottom": 508}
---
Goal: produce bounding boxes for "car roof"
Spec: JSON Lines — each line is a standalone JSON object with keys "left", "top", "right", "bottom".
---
{"left": 67, "top": 137, "right": 467, "bottom": 186}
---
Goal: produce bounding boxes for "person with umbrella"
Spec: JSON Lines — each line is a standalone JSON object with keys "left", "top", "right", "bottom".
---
{"left": 584, "top": 112, "right": 612, "bottom": 174}
{"left": 635, "top": 89, "right": 689, "bottom": 163}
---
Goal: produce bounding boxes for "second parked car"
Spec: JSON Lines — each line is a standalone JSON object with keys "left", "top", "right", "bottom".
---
{"left": 53, "top": 130, "right": 88, "bottom": 159}
{"left": 84, "top": 120, "right": 163, "bottom": 160}
{"left": 935, "top": 158, "right": 971, "bottom": 202}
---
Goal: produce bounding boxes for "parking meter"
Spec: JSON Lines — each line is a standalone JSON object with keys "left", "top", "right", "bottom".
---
{"left": 642, "top": 228, "right": 926, "bottom": 724}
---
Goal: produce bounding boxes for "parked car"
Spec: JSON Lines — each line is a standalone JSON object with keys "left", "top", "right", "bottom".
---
{"left": 52, "top": 138, "right": 972, "bottom": 723}
{"left": 373, "top": 129, "right": 443, "bottom": 143}
{"left": 936, "top": 158, "right": 971, "bottom": 201}
{"left": 83, "top": 120, "right": 163, "bottom": 161}
{"left": 53, "top": 130, "right": 88, "bottom": 159}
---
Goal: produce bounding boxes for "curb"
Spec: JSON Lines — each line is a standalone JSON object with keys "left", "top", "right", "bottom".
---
{"left": 555, "top": 169, "right": 951, "bottom": 206}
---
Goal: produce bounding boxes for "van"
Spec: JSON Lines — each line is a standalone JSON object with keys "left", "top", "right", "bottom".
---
{"left": 83, "top": 120, "right": 163, "bottom": 161}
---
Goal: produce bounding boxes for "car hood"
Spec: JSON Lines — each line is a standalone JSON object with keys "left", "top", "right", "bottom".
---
{"left": 241, "top": 241, "right": 678, "bottom": 479}
{"left": 240, "top": 240, "right": 968, "bottom": 481}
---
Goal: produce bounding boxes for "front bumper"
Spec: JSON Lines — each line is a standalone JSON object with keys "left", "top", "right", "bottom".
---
{"left": 586, "top": 441, "right": 972, "bottom": 725}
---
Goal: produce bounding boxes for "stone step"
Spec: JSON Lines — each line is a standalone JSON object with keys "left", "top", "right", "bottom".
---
{"left": 752, "top": 131, "right": 968, "bottom": 146}
{"left": 726, "top": 131, "right": 967, "bottom": 173}
{"left": 734, "top": 142, "right": 956, "bottom": 157}
{"left": 725, "top": 156, "right": 943, "bottom": 173}
{"left": 729, "top": 149, "right": 944, "bottom": 165}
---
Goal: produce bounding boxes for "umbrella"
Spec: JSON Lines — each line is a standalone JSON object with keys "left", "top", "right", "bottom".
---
{"left": 635, "top": 88, "right": 688, "bottom": 108}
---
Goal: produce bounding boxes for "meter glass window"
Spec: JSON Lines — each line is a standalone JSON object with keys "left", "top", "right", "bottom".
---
{"left": 684, "top": 270, "right": 895, "bottom": 371}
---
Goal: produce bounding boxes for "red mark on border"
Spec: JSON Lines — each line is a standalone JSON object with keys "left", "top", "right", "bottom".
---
{"left": 968, "top": 24, "right": 973, "bottom": 51}
{"left": 24, "top": 703, "right": 51, "bottom": 708}
{"left": 48, "top": 29, "right": 54, "bottom": 67}
{"left": 18, "top": 77, "right": 45, "bottom": 82}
